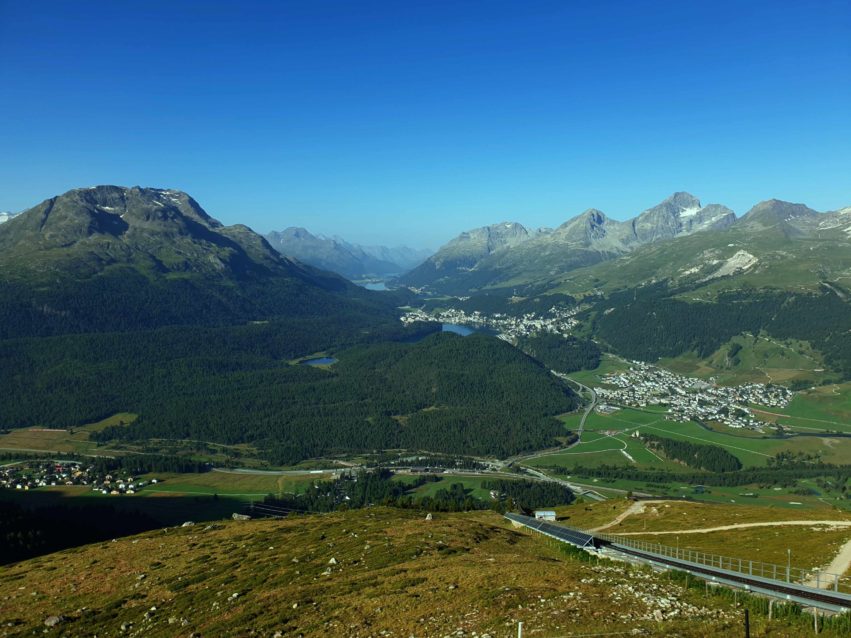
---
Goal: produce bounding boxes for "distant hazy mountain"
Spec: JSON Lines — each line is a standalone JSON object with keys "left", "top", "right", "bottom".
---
{"left": 400, "top": 192, "right": 736, "bottom": 293}
{"left": 265, "top": 227, "right": 431, "bottom": 280}
{"left": 0, "top": 211, "right": 17, "bottom": 224}
{"left": 358, "top": 243, "right": 432, "bottom": 272}
{"left": 0, "top": 186, "right": 391, "bottom": 337}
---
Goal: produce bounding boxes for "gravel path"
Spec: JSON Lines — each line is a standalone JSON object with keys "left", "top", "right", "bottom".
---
{"left": 614, "top": 520, "right": 851, "bottom": 535}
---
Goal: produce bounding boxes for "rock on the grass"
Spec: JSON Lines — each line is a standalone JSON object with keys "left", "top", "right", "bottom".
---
{"left": 43, "top": 615, "right": 64, "bottom": 627}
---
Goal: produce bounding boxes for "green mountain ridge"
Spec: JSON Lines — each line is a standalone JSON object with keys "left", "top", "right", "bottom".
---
{"left": 0, "top": 186, "right": 396, "bottom": 338}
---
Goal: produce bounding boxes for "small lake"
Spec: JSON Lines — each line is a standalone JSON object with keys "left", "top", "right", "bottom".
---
{"left": 301, "top": 357, "right": 338, "bottom": 366}
{"left": 441, "top": 323, "right": 478, "bottom": 336}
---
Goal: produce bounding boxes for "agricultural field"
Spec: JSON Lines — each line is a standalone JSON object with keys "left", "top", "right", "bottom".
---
{"left": 0, "top": 413, "right": 137, "bottom": 456}
{"left": 534, "top": 406, "right": 800, "bottom": 470}
{"left": 0, "top": 413, "right": 296, "bottom": 470}
{"left": 402, "top": 475, "right": 495, "bottom": 500}
{"left": 751, "top": 381, "right": 851, "bottom": 434}
{"left": 139, "top": 470, "right": 335, "bottom": 499}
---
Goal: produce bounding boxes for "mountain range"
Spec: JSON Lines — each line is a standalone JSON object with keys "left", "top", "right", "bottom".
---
{"left": 398, "top": 192, "right": 851, "bottom": 297}
{"left": 399, "top": 192, "right": 738, "bottom": 293}
{"left": 265, "top": 227, "right": 430, "bottom": 280}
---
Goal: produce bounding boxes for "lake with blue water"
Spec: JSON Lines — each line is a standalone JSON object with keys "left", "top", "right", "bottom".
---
{"left": 441, "top": 323, "right": 499, "bottom": 337}
{"left": 362, "top": 282, "right": 388, "bottom": 291}
{"left": 301, "top": 357, "right": 338, "bottom": 366}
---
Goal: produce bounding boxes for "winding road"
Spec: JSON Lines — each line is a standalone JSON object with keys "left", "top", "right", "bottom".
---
{"left": 568, "top": 376, "right": 598, "bottom": 442}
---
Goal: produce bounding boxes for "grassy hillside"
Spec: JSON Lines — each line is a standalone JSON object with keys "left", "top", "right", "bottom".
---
{"left": 1, "top": 507, "right": 843, "bottom": 637}
{"left": 559, "top": 499, "right": 851, "bottom": 571}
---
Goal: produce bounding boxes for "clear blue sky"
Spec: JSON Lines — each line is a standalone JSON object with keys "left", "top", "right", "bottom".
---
{"left": 1, "top": 1, "right": 849, "bottom": 248}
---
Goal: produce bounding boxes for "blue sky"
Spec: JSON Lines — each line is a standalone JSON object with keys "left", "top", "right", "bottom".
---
{"left": 1, "top": 1, "right": 849, "bottom": 249}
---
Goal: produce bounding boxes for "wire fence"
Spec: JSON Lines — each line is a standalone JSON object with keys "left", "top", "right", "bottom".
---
{"left": 588, "top": 528, "right": 851, "bottom": 595}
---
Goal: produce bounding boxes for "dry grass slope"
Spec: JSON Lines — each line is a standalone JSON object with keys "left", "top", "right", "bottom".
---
{"left": 0, "top": 508, "right": 846, "bottom": 637}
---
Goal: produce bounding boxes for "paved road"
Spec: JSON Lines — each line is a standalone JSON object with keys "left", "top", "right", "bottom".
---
{"left": 567, "top": 376, "right": 597, "bottom": 442}
{"left": 507, "top": 513, "right": 851, "bottom": 613}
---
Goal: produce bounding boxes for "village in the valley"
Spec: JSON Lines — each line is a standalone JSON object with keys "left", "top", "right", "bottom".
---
{"left": 595, "top": 361, "right": 793, "bottom": 430}
{"left": 401, "top": 304, "right": 585, "bottom": 340}
{"left": 0, "top": 460, "right": 157, "bottom": 495}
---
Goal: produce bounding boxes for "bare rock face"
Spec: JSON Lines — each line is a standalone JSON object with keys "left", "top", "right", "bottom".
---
{"left": 399, "top": 192, "right": 740, "bottom": 293}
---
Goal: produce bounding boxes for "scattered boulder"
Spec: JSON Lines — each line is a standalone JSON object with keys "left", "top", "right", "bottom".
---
{"left": 425, "top": 513, "right": 433, "bottom": 521}
{"left": 43, "top": 616, "right": 64, "bottom": 628}
{"left": 182, "top": 521, "right": 195, "bottom": 527}
{"left": 328, "top": 557, "right": 338, "bottom": 565}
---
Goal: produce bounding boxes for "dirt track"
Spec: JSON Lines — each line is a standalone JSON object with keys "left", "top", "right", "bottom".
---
{"left": 591, "top": 500, "right": 851, "bottom": 588}
{"left": 614, "top": 520, "right": 851, "bottom": 535}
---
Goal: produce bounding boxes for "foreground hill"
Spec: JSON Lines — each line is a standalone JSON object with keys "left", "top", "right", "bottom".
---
{"left": 0, "top": 507, "right": 814, "bottom": 637}
{"left": 0, "top": 186, "right": 393, "bottom": 338}
{"left": 400, "top": 192, "right": 736, "bottom": 294}
{"left": 266, "top": 227, "right": 430, "bottom": 280}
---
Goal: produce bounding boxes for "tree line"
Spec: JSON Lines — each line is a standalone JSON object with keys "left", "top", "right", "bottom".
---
{"left": 544, "top": 460, "right": 851, "bottom": 489}
{"left": 261, "top": 470, "right": 575, "bottom": 514}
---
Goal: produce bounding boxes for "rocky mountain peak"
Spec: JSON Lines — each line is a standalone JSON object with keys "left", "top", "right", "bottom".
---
{"left": 0, "top": 185, "right": 285, "bottom": 280}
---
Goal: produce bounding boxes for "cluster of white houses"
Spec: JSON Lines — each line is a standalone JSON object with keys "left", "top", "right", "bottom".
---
{"left": 401, "top": 304, "right": 583, "bottom": 340}
{"left": 596, "top": 361, "right": 792, "bottom": 430}
{"left": 0, "top": 460, "right": 157, "bottom": 495}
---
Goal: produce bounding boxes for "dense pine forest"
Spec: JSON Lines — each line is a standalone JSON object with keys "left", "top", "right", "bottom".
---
{"left": 2, "top": 331, "right": 578, "bottom": 464}
{"left": 516, "top": 334, "right": 601, "bottom": 373}
{"left": 641, "top": 434, "right": 742, "bottom": 472}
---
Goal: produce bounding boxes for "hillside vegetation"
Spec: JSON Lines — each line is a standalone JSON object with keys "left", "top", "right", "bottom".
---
{"left": 0, "top": 508, "right": 838, "bottom": 637}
